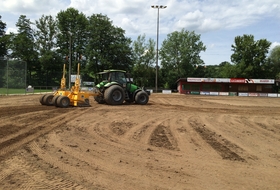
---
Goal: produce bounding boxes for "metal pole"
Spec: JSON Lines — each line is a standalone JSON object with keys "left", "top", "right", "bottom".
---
{"left": 156, "top": 8, "right": 159, "bottom": 93}
{"left": 68, "top": 33, "right": 72, "bottom": 89}
{"left": 6, "top": 58, "right": 8, "bottom": 95}
{"left": 151, "top": 5, "right": 167, "bottom": 93}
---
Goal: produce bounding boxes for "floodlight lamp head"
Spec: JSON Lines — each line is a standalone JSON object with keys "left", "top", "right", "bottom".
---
{"left": 151, "top": 5, "right": 167, "bottom": 9}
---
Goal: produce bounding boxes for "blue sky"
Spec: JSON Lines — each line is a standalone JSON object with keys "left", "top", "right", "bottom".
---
{"left": 1, "top": 0, "right": 279, "bottom": 65}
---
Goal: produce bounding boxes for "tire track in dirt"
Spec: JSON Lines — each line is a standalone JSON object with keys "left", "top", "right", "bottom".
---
{"left": 53, "top": 106, "right": 194, "bottom": 189}
{"left": 0, "top": 109, "right": 55, "bottom": 144}
{"left": 234, "top": 115, "right": 280, "bottom": 164}
{"left": 0, "top": 105, "right": 51, "bottom": 118}
{"left": 149, "top": 119, "right": 179, "bottom": 151}
{"left": 1, "top": 94, "right": 280, "bottom": 190}
{"left": 0, "top": 106, "right": 92, "bottom": 189}
{"left": 92, "top": 107, "right": 180, "bottom": 152}
{"left": 0, "top": 106, "right": 83, "bottom": 160}
{"left": 0, "top": 152, "right": 84, "bottom": 189}
{"left": 188, "top": 115, "right": 246, "bottom": 162}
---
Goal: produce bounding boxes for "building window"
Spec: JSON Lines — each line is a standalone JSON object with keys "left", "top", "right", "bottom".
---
{"left": 202, "top": 84, "right": 211, "bottom": 91}
{"left": 182, "top": 84, "right": 191, "bottom": 90}
{"left": 256, "top": 85, "right": 262, "bottom": 91}
{"left": 212, "top": 84, "right": 222, "bottom": 91}
{"left": 192, "top": 84, "right": 200, "bottom": 91}
{"left": 238, "top": 85, "right": 248, "bottom": 91}
{"left": 202, "top": 84, "right": 222, "bottom": 91}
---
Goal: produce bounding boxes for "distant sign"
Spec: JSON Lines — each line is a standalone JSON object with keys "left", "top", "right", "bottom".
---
{"left": 187, "top": 78, "right": 231, "bottom": 83}
{"left": 247, "top": 79, "right": 274, "bottom": 84}
{"left": 186, "top": 77, "right": 274, "bottom": 84}
{"left": 83, "top": 81, "right": 94, "bottom": 86}
{"left": 71, "top": 75, "right": 81, "bottom": 83}
{"left": 230, "top": 78, "right": 245, "bottom": 83}
{"left": 187, "top": 78, "right": 201, "bottom": 82}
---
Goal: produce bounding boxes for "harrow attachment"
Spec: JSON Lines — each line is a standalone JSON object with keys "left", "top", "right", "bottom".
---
{"left": 40, "top": 63, "right": 100, "bottom": 108}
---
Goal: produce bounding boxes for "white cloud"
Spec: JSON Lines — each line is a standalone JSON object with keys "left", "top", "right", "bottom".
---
{"left": 0, "top": 0, "right": 68, "bottom": 15}
{"left": 0, "top": 0, "right": 279, "bottom": 65}
{"left": 270, "top": 42, "right": 280, "bottom": 51}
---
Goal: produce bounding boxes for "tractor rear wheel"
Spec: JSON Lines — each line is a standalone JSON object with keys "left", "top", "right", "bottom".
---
{"left": 104, "top": 85, "right": 125, "bottom": 105}
{"left": 43, "top": 94, "right": 54, "bottom": 106}
{"left": 135, "top": 91, "right": 149, "bottom": 105}
{"left": 57, "top": 96, "right": 70, "bottom": 108}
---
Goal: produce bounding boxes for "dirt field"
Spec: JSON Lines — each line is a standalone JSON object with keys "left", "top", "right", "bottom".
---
{"left": 0, "top": 93, "right": 280, "bottom": 190}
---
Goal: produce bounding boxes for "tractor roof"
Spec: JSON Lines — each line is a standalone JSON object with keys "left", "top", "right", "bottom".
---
{"left": 97, "top": 69, "right": 126, "bottom": 74}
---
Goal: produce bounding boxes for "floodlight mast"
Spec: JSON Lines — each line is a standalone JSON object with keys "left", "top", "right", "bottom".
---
{"left": 151, "top": 5, "right": 167, "bottom": 93}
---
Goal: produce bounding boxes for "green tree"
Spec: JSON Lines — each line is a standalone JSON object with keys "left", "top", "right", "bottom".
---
{"left": 56, "top": 8, "right": 88, "bottom": 76}
{"left": 0, "top": 15, "right": 7, "bottom": 88}
{"left": 131, "top": 34, "right": 156, "bottom": 87}
{"left": 85, "top": 13, "right": 133, "bottom": 77}
{"left": 0, "top": 15, "right": 7, "bottom": 57}
{"left": 268, "top": 45, "right": 280, "bottom": 78}
{"left": 231, "top": 34, "right": 271, "bottom": 78}
{"left": 160, "top": 29, "right": 206, "bottom": 88}
{"left": 35, "top": 15, "right": 63, "bottom": 86}
{"left": 9, "top": 15, "right": 38, "bottom": 85}
{"left": 217, "top": 61, "right": 238, "bottom": 78}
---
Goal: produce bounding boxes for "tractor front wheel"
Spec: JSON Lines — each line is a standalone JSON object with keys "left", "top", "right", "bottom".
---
{"left": 135, "top": 91, "right": 149, "bottom": 105}
{"left": 104, "top": 85, "right": 125, "bottom": 105}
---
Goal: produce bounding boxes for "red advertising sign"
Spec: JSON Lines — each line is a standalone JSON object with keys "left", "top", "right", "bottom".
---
{"left": 230, "top": 78, "right": 245, "bottom": 83}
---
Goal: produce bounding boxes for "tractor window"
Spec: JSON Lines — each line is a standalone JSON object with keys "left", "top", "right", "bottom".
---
{"left": 110, "top": 72, "right": 126, "bottom": 83}
{"left": 116, "top": 72, "right": 126, "bottom": 84}
{"left": 101, "top": 73, "right": 109, "bottom": 81}
{"left": 110, "top": 73, "right": 116, "bottom": 82}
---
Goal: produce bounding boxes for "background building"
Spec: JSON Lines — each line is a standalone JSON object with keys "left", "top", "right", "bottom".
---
{"left": 176, "top": 78, "right": 275, "bottom": 96}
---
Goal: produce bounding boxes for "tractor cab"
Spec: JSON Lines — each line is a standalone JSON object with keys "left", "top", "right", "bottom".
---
{"left": 97, "top": 70, "right": 127, "bottom": 83}
{"left": 94, "top": 69, "right": 149, "bottom": 105}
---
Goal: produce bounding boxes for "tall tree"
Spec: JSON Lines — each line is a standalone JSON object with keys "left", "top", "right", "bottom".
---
{"left": 0, "top": 15, "right": 7, "bottom": 88}
{"left": 268, "top": 45, "right": 280, "bottom": 78}
{"left": 231, "top": 34, "right": 271, "bottom": 78}
{"left": 217, "top": 61, "right": 238, "bottom": 78}
{"left": 85, "top": 13, "right": 133, "bottom": 77}
{"left": 160, "top": 29, "right": 206, "bottom": 88}
{"left": 0, "top": 15, "right": 7, "bottom": 57}
{"left": 35, "top": 15, "right": 62, "bottom": 86}
{"left": 9, "top": 15, "right": 38, "bottom": 85}
{"left": 56, "top": 8, "right": 88, "bottom": 76}
{"left": 131, "top": 34, "right": 155, "bottom": 87}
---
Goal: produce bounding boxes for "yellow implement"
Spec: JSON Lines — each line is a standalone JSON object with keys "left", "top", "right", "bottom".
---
{"left": 40, "top": 63, "right": 100, "bottom": 108}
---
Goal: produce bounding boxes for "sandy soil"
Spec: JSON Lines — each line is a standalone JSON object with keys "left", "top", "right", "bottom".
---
{"left": 0, "top": 93, "right": 279, "bottom": 190}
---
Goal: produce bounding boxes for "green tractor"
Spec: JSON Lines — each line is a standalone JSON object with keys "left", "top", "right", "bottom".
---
{"left": 94, "top": 69, "right": 150, "bottom": 105}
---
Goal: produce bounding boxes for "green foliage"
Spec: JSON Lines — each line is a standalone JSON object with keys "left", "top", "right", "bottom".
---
{"left": 56, "top": 8, "right": 88, "bottom": 74}
{"left": 268, "top": 46, "right": 280, "bottom": 78}
{"left": 131, "top": 34, "right": 156, "bottom": 87}
{"left": 8, "top": 15, "right": 39, "bottom": 86}
{"left": 35, "top": 15, "right": 63, "bottom": 86}
{"left": 231, "top": 34, "right": 271, "bottom": 78}
{"left": 0, "top": 15, "right": 7, "bottom": 57}
{"left": 85, "top": 13, "right": 133, "bottom": 77}
{"left": 160, "top": 29, "right": 206, "bottom": 88}
{"left": 1, "top": 10, "right": 278, "bottom": 90}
